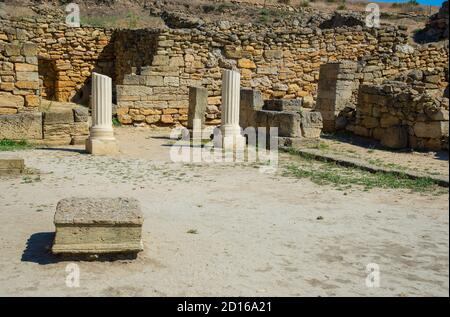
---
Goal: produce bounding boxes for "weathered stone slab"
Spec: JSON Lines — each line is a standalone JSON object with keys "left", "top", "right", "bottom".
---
{"left": 0, "top": 157, "right": 25, "bottom": 175}
{"left": 263, "top": 99, "right": 302, "bottom": 112}
{"left": 381, "top": 126, "right": 408, "bottom": 149}
{"left": 300, "top": 111, "right": 323, "bottom": 138}
{"left": 43, "top": 109, "right": 74, "bottom": 124}
{"left": 0, "top": 112, "right": 43, "bottom": 140}
{"left": 257, "top": 110, "right": 302, "bottom": 138}
{"left": 240, "top": 88, "right": 263, "bottom": 128}
{"left": 52, "top": 197, "right": 144, "bottom": 255}
{"left": 187, "top": 86, "right": 208, "bottom": 129}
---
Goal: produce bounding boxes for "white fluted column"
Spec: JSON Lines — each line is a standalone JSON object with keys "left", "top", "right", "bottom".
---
{"left": 86, "top": 73, "right": 118, "bottom": 155}
{"left": 217, "top": 70, "right": 245, "bottom": 151}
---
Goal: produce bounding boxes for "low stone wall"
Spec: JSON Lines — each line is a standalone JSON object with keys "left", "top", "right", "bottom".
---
{"left": 1, "top": 7, "right": 449, "bottom": 131}
{"left": 0, "top": 42, "right": 40, "bottom": 114}
{"left": 0, "top": 101, "right": 89, "bottom": 145}
{"left": 346, "top": 83, "right": 449, "bottom": 150}
{"left": 0, "top": 9, "right": 114, "bottom": 103}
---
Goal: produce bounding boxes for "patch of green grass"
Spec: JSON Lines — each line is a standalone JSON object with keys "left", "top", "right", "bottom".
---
{"left": 257, "top": 7, "right": 288, "bottom": 24}
{"left": 0, "top": 139, "right": 32, "bottom": 151}
{"left": 282, "top": 161, "right": 441, "bottom": 193}
{"left": 81, "top": 15, "right": 119, "bottom": 27}
{"left": 112, "top": 117, "right": 121, "bottom": 127}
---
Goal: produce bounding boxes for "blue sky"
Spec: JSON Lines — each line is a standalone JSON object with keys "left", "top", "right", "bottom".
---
{"left": 374, "top": 0, "right": 446, "bottom": 6}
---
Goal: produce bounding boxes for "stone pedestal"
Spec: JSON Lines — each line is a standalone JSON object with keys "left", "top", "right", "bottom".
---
{"left": 240, "top": 88, "right": 263, "bottom": 128}
{"left": 216, "top": 70, "right": 245, "bottom": 150}
{"left": 52, "top": 197, "right": 144, "bottom": 255}
{"left": 0, "top": 157, "right": 24, "bottom": 175}
{"left": 86, "top": 73, "right": 118, "bottom": 155}
{"left": 187, "top": 86, "right": 208, "bottom": 130}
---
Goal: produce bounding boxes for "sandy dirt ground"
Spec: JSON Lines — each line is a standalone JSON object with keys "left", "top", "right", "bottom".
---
{"left": 0, "top": 127, "right": 448, "bottom": 296}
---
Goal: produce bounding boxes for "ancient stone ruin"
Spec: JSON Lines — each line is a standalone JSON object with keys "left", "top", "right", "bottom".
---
{"left": 0, "top": 3, "right": 448, "bottom": 151}
{"left": 52, "top": 197, "right": 144, "bottom": 255}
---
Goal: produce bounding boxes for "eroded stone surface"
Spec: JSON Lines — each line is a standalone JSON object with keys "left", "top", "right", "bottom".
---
{"left": 53, "top": 197, "right": 143, "bottom": 254}
{"left": 55, "top": 197, "right": 143, "bottom": 225}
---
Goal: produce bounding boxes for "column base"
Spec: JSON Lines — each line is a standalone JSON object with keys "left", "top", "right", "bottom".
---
{"left": 86, "top": 138, "right": 119, "bottom": 155}
{"left": 214, "top": 134, "right": 246, "bottom": 152}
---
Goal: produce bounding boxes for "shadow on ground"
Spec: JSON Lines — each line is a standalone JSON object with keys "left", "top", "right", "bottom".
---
{"left": 22, "top": 232, "right": 138, "bottom": 264}
{"left": 21, "top": 232, "right": 59, "bottom": 265}
{"left": 36, "top": 147, "right": 87, "bottom": 154}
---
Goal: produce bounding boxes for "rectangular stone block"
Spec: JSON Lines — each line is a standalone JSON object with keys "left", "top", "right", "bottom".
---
{"left": 0, "top": 112, "right": 43, "bottom": 140}
{"left": 257, "top": 110, "right": 302, "bottom": 138}
{"left": 263, "top": 99, "right": 302, "bottom": 112}
{"left": 52, "top": 197, "right": 144, "bottom": 255}
{"left": 300, "top": 111, "right": 323, "bottom": 139}
{"left": 240, "top": 88, "right": 263, "bottom": 128}
{"left": 187, "top": 86, "right": 208, "bottom": 129}
{"left": 0, "top": 157, "right": 25, "bottom": 175}
{"left": 43, "top": 109, "right": 74, "bottom": 124}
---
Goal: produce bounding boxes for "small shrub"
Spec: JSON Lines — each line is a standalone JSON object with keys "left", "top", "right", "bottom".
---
{"left": 112, "top": 117, "right": 121, "bottom": 127}
{"left": 202, "top": 4, "right": 216, "bottom": 13}
{"left": 126, "top": 12, "right": 140, "bottom": 29}
{"left": 299, "top": 1, "right": 310, "bottom": 8}
{"left": 278, "top": 0, "right": 291, "bottom": 4}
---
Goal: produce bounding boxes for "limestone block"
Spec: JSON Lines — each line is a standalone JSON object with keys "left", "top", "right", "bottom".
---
{"left": 0, "top": 157, "right": 25, "bottom": 175}
{"left": 300, "top": 111, "right": 323, "bottom": 139}
{"left": 52, "top": 197, "right": 144, "bottom": 255}
{"left": 0, "top": 112, "right": 43, "bottom": 140}
{"left": 21, "top": 43, "right": 37, "bottom": 57}
{"left": 86, "top": 138, "right": 119, "bottom": 155}
{"left": 15, "top": 63, "right": 38, "bottom": 72}
{"left": 263, "top": 111, "right": 302, "bottom": 138}
{"left": 73, "top": 107, "right": 89, "bottom": 122}
{"left": 0, "top": 93, "right": 24, "bottom": 109}
{"left": 381, "top": 126, "right": 408, "bottom": 149}
{"left": 188, "top": 86, "right": 208, "bottom": 129}
{"left": 240, "top": 88, "right": 263, "bottom": 128}
{"left": 263, "top": 99, "right": 303, "bottom": 112}
{"left": 414, "top": 121, "right": 448, "bottom": 139}
{"left": 44, "top": 109, "right": 74, "bottom": 124}
{"left": 4, "top": 44, "right": 20, "bottom": 56}
{"left": 0, "top": 107, "right": 18, "bottom": 115}
{"left": 144, "top": 76, "right": 164, "bottom": 87}
{"left": 152, "top": 55, "right": 170, "bottom": 66}
{"left": 238, "top": 58, "right": 256, "bottom": 69}
{"left": 16, "top": 71, "right": 39, "bottom": 82}
{"left": 380, "top": 113, "right": 401, "bottom": 128}
{"left": 25, "top": 95, "right": 40, "bottom": 107}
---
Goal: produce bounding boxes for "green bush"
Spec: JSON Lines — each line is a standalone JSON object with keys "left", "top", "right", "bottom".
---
{"left": 299, "top": 1, "right": 310, "bottom": 7}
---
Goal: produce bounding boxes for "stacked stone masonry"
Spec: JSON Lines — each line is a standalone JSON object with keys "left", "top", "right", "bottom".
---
{"left": 0, "top": 42, "right": 40, "bottom": 115}
{"left": 1, "top": 7, "right": 449, "bottom": 135}
{"left": 346, "top": 83, "right": 449, "bottom": 151}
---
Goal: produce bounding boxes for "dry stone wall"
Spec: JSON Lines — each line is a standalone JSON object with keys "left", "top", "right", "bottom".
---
{"left": 114, "top": 18, "right": 449, "bottom": 127}
{"left": 346, "top": 82, "right": 449, "bottom": 151}
{"left": 1, "top": 8, "right": 449, "bottom": 131}
{"left": 0, "top": 9, "right": 114, "bottom": 104}
{"left": 0, "top": 42, "right": 40, "bottom": 115}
